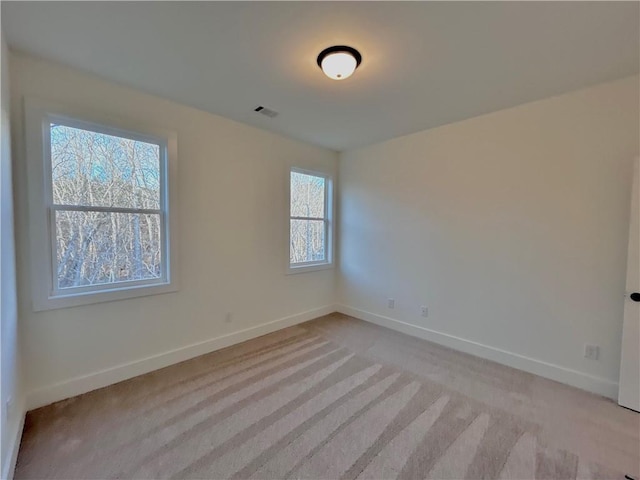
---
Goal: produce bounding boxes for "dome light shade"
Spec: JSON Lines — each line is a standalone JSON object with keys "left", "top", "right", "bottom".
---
{"left": 321, "top": 52, "right": 357, "bottom": 80}
{"left": 317, "top": 46, "right": 362, "bottom": 80}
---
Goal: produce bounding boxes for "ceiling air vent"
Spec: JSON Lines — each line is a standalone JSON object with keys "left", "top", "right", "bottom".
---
{"left": 254, "top": 105, "right": 279, "bottom": 118}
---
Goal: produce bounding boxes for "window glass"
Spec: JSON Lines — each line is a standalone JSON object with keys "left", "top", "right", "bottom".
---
{"left": 51, "top": 123, "right": 160, "bottom": 209}
{"left": 290, "top": 219, "right": 326, "bottom": 264}
{"left": 54, "top": 210, "right": 162, "bottom": 289}
{"left": 290, "top": 171, "right": 325, "bottom": 218}
{"left": 49, "top": 121, "right": 165, "bottom": 291}
{"left": 289, "top": 170, "right": 329, "bottom": 267}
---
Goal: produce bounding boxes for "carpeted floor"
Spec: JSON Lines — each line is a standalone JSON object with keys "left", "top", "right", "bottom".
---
{"left": 15, "top": 314, "right": 638, "bottom": 479}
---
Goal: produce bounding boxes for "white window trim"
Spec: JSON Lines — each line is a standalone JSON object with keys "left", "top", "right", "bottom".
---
{"left": 287, "top": 166, "right": 334, "bottom": 274}
{"left": 24, "top": 97, "right": 179, "bottom": 311}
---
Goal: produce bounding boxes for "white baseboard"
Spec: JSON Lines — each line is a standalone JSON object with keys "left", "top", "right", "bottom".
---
{"left": 26, "top": 304, "right": 336, "bottom": 410}
{"left": 336, "top": 304, "right": 619, "bottom": 400}
{"left": 1, "top": 407, "right": 25, "bottom": 480}
{"left": 24, "top": 302, "right": 620, "bottom": 411}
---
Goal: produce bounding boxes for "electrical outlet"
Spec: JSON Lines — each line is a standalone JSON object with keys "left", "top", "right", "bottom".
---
{"left": 420, "top": 306, "right": 428, "bottom": 317}
{"left": 387, "top": 298, "right": 395, "bottom": 309}
{"left": 584, "top": 344, "right": 600, "bottom": 360}
{"left": 225, "top": 312, "right": 233, "bottom": 323}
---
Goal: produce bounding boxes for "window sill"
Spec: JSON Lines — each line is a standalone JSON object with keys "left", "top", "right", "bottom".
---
{"left": 287, "top": 263, "right": 334, "bottom": 275}
{"left": 33, "top": 281, "right": 178, "bottom": 312}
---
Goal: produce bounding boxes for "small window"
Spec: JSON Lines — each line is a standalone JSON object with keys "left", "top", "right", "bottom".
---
{"left": 289, "top": 168, "right": 333, "bottom": 273}
{"left": 25, "top": 99, "right": 178, "bottom": 310}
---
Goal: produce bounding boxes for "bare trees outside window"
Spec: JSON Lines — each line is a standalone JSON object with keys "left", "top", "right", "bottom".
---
{"left": 290, "top": 169, "right": 331, "bottom": 268}
{"left": 50, "top": 122, "right": 166, "bottom": 290}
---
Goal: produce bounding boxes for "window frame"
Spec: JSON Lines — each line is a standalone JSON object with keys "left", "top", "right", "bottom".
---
{"left": 287, "top": 166, "right": 334, "bottom": 274}
{"left": 25, "top": 98, "right": 179, "bottom": 311}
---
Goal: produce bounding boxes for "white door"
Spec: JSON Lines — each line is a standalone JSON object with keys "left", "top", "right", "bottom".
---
{"left": 619, "top": 157, "right": 640, "bottom": 412}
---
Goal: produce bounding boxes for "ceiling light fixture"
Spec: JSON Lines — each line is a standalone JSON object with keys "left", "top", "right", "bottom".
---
{"left": 317, "top": 45, "right": 362, "bottom": 80}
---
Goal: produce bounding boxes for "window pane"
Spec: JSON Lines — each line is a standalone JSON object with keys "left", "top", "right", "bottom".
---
{"left": 290, "top": 171, "right": 325, "bottom": 218}
{"left": 55, "top": 210, "right": 162, "bottom": 289}
{"left": 290, "top": 219, "right": 325, "bottom": 264}
{"left": 51, "top": 124, "right": 160, "bottom": 209}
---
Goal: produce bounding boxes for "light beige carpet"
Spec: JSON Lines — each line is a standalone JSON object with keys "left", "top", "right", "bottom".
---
{"left": 15, "top": 317, "right": 631, "bottom": 479}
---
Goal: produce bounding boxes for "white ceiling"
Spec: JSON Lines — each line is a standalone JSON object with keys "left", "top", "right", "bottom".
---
{"left": 3, "top": 1, "right": 639, "bottom": 151}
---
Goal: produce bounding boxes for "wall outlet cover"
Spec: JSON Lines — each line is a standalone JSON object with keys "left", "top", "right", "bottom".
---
{"left": 584, "top": 344, "right": 600, "bottom": 360}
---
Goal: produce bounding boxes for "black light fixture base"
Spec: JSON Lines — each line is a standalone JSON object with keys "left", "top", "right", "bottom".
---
{"left": 316, "top": 45, "right": 362, "bottom": 68}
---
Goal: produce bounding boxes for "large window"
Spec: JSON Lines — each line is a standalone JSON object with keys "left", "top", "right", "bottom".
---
{"left": 289, "top": 168, "right": 332, "bottom": 272}
{"left": 50, "top": 121, "right": 166, "bottom": 290}
{"left": 26, "top": 99, "right": 177, "bottom": 310}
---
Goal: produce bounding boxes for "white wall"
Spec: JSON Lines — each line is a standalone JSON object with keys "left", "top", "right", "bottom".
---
{"left": 339, "top": 76, "right": 639, "bottom": 398}
{"left": 8, "top": 49, "right": 639, "bottom": 413}
{"left": 1, "top": 35, "right": 23, "bottom": 479}
{"left": 10, "top": 52, "right": 338, "bottom": 409}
